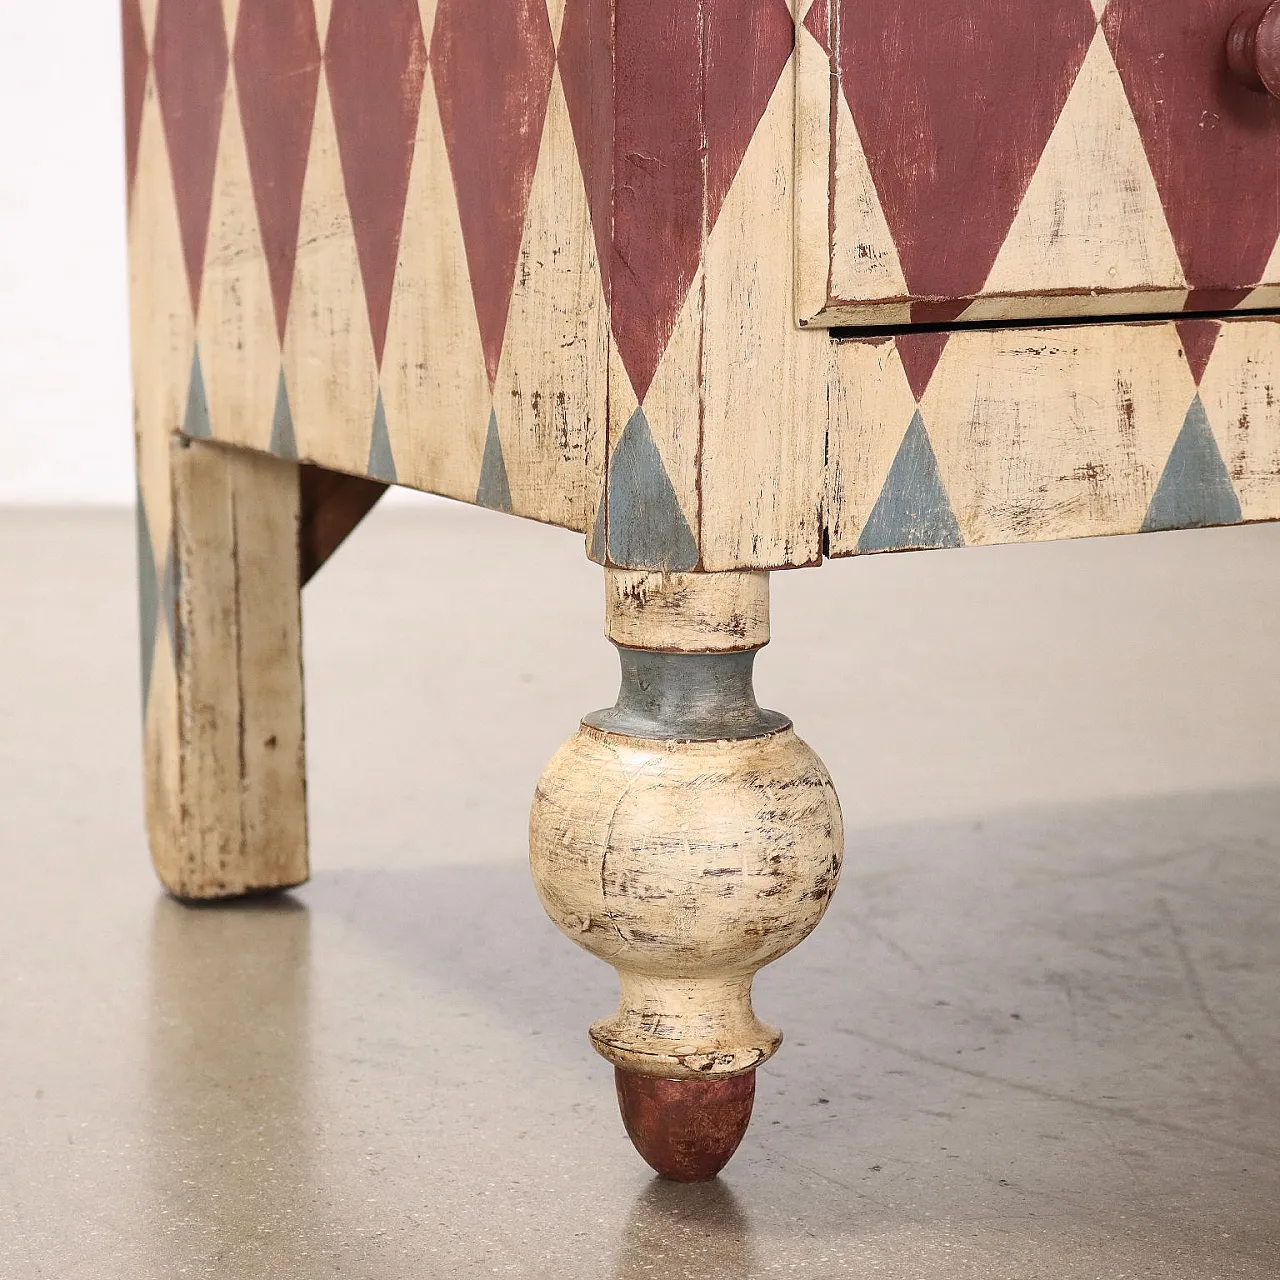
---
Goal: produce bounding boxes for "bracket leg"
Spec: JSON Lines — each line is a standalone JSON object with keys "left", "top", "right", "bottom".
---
{"left": 138, "top": 437, "right": 307, "bottom": 899}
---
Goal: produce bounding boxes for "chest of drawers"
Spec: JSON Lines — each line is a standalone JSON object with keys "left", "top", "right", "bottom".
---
{"left": 125, "top": 0, "right": 1280, "bottom": 1178}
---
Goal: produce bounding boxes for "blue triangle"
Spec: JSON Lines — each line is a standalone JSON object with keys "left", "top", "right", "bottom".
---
{"left": 366, "top": 390, "right": 397, "bottom": 483}
{"left": 588, "top": 490, "right": 607, "bottom": 562}
{"left": 475, "top": 409, "right": 513, "bottom": 512}
{"left": 136, "top": 489, "right": 159, "bottom": 714}
{"left": 1141, "top": 396, "right": 1242, "bottom": 533}
{"left": 269, "top": 370, "right": 297, "bottom": 460}
{"left": 857, "top": 411, "right": 964, "bottom": 553}
{"left": 606, "top": 407, "right": 698, "bottom": 570}
{"left": 182, "top": 346, "right": 212, "bottom": 439}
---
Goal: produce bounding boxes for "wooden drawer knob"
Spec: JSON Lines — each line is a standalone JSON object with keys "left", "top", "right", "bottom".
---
{"left": 1228, "top": 2, "right": 1280, "bottom": 95}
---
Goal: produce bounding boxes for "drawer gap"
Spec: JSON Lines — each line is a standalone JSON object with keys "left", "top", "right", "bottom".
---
{"left": 830, "top": 308, "right": 1280, "bottom": 344}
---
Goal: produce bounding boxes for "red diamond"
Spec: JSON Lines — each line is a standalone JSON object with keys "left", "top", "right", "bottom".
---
{"left": 704, "top": 0, "right": 794, "bottom": 230}
{"left": 1175, "top": 320, "right": 1222, "bottom": 385}
{"left": 1104, "top": 0, "right": 1280, "bottom": 298}
{"left": 557, "top": 0, "right": 615, "bottom": 307}
{"left": 559, "top": 0, "right": 793, "bottom": 403}
{"left": 431, "top": 0, "right": 557, "bottom": 386}
{"left": 153, "top": 0, "right": 229, "bottom": 312}
{"left": 895, "top": 332, "right": 950, "bottom": 402}
{"left": 325, "top": 0, "right": 428, "bottom": 367}
{"left": 803, "top": 0, "right": 830, "bottom": 55}
{"left": 121, "top": 0, "right": 148, "bottom": 206}
{"left": 234, "top": 0, "right": 322, "bottom": 344}
{"left": 839, "top": 0, "right": 1096, "bottom": 303}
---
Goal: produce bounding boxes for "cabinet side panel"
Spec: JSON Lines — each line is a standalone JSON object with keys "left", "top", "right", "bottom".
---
{"left": 137, "top": 0, "right": 607, "bottom": 533}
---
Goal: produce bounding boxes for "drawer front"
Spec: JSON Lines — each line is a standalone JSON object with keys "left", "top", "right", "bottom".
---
{"left": 797, "top": 0, "right": 1280, "bottom": 326}
{"left": 825, "top": 318, "right": 1280, "bottom": 555}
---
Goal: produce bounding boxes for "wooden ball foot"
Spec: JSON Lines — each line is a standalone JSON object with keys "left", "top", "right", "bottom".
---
{"left": 531, "top": 571, "right": 843, "bottom": 1177}
{"left": 615, "top": 1067, "right": 756, "bottom": 1182}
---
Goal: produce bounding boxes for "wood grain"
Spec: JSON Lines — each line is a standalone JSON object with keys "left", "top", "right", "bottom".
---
{"left": 605, "top": 570, "right": 770, "bottom": 653}
{"left": 699, "top": 57, "right": 828, "bottom": 571}
{"left": 490, "top": 67, "right": 608, "bottom": 530}
{"left": 380, "top": 67, "right": 490, "bottom": 505}
{"left": 530, "top": 723, "right": 842, "bottom": 1078}
{"left": 148, "top": 438, "right": 308, "bottom": 899}
{"left": 1200, "top": 318, "right": 1280, "bottom": 525}
{"left": 282, "top": 71, "right": 380, "bottom": 479}
{"left": 794, "top": 0, "right": 835, "bottom": 324}
{"left": 197, "top": 76, "right": 279, "bottom": 456}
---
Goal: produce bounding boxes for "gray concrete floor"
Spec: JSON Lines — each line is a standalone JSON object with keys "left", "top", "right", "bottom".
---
{"left": 3, "top": 504, "right": 1280, "bottom": 1278}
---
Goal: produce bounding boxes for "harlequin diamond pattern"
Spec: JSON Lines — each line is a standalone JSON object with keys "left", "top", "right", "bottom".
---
{"left": 325, "top": 0, "right": 428, "bottom": 368}
{"left": 127, "top": 0, "right": 1280, "bottom": 581}
{"left": 820, "top": 0, "right": 1280, "bottom": 316}
{"left": 234, "top": 0, "right": 322, "bottom": 343}
{"left": 431, "top": 0, "right": 556, "bottom": 387}
{"left": 839, "top": 0, "right": 1097, "bottom": 305}
{"left": 829, "top": 321, "right": 1261, "bottom": 559}
{"left": 559, "top": 0, "right": 793, "bottom": 401}
{"left": 152, "top": 0, "right": 228, "bottom": 312}
{"left": 138, "top": 0, "right": 1280, "bottom": 440}
{"left": 1104, "top": 0, "right": 1280, "bottom": 305}
{"left": 134, "top": 0, "right": 799, "bottom": 511}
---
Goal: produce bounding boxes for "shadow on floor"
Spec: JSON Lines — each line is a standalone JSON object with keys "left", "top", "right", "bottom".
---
{"left": 140, "top": 785, "right": 1280, "bottom": 1276}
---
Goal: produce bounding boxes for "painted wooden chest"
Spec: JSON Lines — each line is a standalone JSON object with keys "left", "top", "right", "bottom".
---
{"left": 124, "top": 0, "right": 1280, "bottom": 1178}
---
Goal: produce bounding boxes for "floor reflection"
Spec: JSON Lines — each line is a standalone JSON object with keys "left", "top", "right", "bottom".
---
{"left": 613, "top": 1178, "right": 757, "bottom": 1280}
{"left": 145, "top": 894, "right": 325, "bottom": 1278}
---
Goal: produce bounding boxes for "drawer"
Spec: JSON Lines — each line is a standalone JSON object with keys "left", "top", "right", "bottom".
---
{"left": 823, "top": 317, "right": 1280, "bottom": 556}
{"left": 796, "top": 0, "right": 1280, "bottom": 327}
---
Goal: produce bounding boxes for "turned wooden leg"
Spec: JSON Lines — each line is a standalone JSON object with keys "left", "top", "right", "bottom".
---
{"left": 529, "top": 570, "right": 844, "bottom": 1180}
{"left": 137, "top": 437, "right": 308, "bottom": 900}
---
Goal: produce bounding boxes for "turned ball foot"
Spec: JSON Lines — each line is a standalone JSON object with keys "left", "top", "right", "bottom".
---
{"left": 529, "top": 570, "right": 843, "bottom": 1177}
{"left": 615, "top": 1067, "right": 756, "bottom": 1181}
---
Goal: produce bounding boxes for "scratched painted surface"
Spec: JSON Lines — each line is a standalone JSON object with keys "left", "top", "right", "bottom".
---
{"left": 1104, "top": 0, "right": 1280, "bottom": 311}
{"left": 530, "top": 721, "right": 843, "bottom": 1078}
{"left": 824, "top": 319, "right": 1280, "bottom": 557}
{"left": 127, "top": 0, "right": 1280, "bottom": 582}
{"left": 800, "top": 0, "right": 1280, "bottom": 325}
{"left": 604, "top": 569, "right": 771, "bottom": 652}
{"left": 141, "top": 439, "right": 309, "bottom": 900}
{"left": 529, "top": 573, "right": 842, "bottom": 1082}
{"left": 583, "top": 648, "right": 790, "bottom": 741}
{"left": 839, "top": 0, "right": 1095, "bottom": 321}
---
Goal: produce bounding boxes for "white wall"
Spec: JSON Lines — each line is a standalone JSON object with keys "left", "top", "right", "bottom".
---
{"left": 0, "top": 5, "right": 434, "bottom": 510}
{"left": 0, "top": 1, "right": 135, "bottom": 504}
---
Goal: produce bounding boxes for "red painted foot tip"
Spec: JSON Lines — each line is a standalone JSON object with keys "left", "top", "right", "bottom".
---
{"left": 615, "top": 1067, "right": 756, "bottom": 1181}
